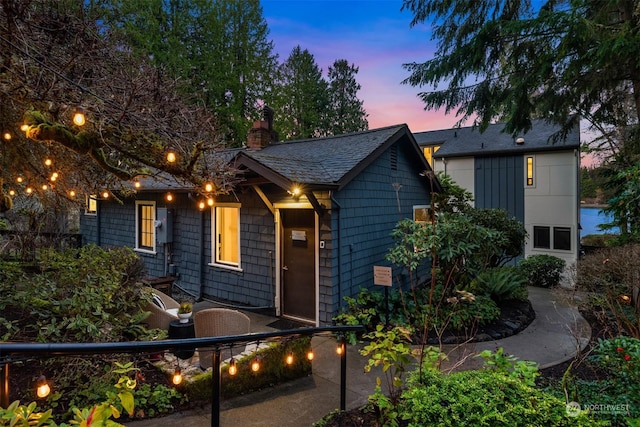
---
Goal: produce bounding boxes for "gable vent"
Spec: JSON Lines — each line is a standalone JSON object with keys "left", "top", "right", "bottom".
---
{"left": 390, "top": 145, "right": 398, "bottom": 170}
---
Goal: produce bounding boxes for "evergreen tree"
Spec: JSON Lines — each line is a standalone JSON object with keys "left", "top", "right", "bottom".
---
{"left": 275, "top": 46, "right": 329, "bottom": 140}
{"left": 326, "top": 59, "right": 369, "bottom": 135}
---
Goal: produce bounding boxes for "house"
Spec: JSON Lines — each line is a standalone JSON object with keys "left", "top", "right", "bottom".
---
{"left": 80, "top": 123, "right": 439, "bottom": 326}
{"left": 414, "top": 119, "right": 581, "bottom": 265}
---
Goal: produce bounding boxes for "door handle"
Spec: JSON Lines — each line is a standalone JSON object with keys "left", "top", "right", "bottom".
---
{"left": 282, "top": 265, "right": 288, "bottom": 271}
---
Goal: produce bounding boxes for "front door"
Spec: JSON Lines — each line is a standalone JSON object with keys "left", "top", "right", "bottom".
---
{"left": 280, "top": 209, "right": 316, "bottom": 322}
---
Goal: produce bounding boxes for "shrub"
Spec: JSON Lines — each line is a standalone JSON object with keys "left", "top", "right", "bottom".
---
{"left": 400, "top": 369, "right": 603, "bottom": 426}
{"left": 519, "top": 254, "right": 566, "bottom": 288}
{"left": 474, "top": 266, "right": 528, "bottom": 303}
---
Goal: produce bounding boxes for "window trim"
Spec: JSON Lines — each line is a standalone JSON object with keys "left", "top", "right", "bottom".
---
{"left": 210, "top": 203, "right": 242, "bottom": 271}
{"left": 85, "top": 195, "right": 97, "bottom": 216}
{"left": 135, "top": 200, "right": 156, "bottom": 253}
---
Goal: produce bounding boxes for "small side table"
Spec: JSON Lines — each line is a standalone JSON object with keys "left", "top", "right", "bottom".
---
{"left": 168, "top": 319, "right": 195, "bottom": 360}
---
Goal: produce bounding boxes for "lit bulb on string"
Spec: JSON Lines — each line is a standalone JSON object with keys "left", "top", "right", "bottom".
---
{"left": 134, "top": 181, "right": 141, "bottom": 189}
{"left": 204, "top": 182, "right": 214, "bottom": 193}
{"left": 166, "top": 151, "right": 176, "bottom": 163}
{"left": 8, "top": 189, "right": 15, "bottom": 196}
{"left": 102, "top": 191, "right": 109, "bottom": 199}
{"left": 73, "top": 107, "right": 86, "bottom": 126}
{"left": 50, "top": 172, "right": 59, "bottom": 182}
{"left": 307, "top": 349, "right": 315, "bottom": 361}
{"left": 172, "top": 368, "right": 183, "bottom": 385}
{"left": 207, "top": 198, "right": 214, "bottom": 207}
{"left": 20, "top": 124, "right": 29, "bottom": 132}
{"left": 3, "top": 132, "right": 11, "bottom": 141}
{"left": 166, "top": 192, "right": 174, "bottom": 202}
{"left": 42, "top": 184, "right": 48, "bottom": 191}
{"left": 68, "top": 190, "right": 76, "bottom": 198}
{"left": 336, "top": 344, "right": 344, "bottom": 355}
{"left": 198, "top": 201, "right": 205, "bottom": 210}
{"left": 25, "top": 187, "right": 33, "bottom": 194}
{"left": 16, "top": 176, "right": 23, "bottom": 183}
{"left": 36, "top": 375, "right": 50, "bottom": 398}
{"left": 285, "top": 352, "right": 294, "bottom": 366}
{"left": 251, "top": 356, "right": 261, "bottom": 373}
{"left": 44, "top": 158, "right": 52, "bottom": 166}
{"left": 228, "top": 358, "right": 238, "bottom": 376}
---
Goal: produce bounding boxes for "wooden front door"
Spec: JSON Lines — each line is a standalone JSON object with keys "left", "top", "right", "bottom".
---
{"left": 280, "top": 209, "right": 316, "bottom": 322}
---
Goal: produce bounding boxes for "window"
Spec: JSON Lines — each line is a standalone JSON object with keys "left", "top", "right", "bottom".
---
{"left": 533, "top": 225, "right": 571, "bottom": 251}
{"left": 423, "top": 145, "right": 440, "bottom": 167}
{"left": 553, "top": 227, "right": 571, "bottom": 250}
{"left": 414, "top": 205, "right": 434, "bottom": 223}
{"left": 526, "top": 156, "right": 534, "bottom": 186}
{"left": 85, "top": 195, "right": 97, "bottom": 215}
{"left": 533, "top": 226, "right": 550, "bottom": 249}
{"left": 136, "top": 201, "right": 156, "bottom": 252}
{"left": 212, "top": 204, "right": 240, "bottom": 268}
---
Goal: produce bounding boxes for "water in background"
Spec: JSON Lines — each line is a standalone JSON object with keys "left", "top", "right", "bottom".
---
{"left": 580, "top": 206, "right": 619, "bottom": 237}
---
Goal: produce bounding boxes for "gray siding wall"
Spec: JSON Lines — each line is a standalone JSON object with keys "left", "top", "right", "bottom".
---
{"left": 474, "top": 155, "right": 525, "bottom": 223}
{"left": 330, "top": 144, "right": 432, "bottom": 320}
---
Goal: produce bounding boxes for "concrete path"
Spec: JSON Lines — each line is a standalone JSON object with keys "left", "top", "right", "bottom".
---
{"left": 128, "top": 286, "right": 590, "bottom": 427}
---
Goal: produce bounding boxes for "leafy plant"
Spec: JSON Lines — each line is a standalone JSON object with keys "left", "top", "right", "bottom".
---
{"left": 177, "top": 302, "right": 192, "bottom": 314}
{"left": 474, "top": 266, "right": 528, "bottom": 303}
{"left": 477, "top": 348, "right": 540, "bottom": 387}
{"left": 519, "top": 254, "right": 566, "bottom": 288}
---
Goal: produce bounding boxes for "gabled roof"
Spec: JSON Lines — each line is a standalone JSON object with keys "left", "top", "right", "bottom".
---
{"left": 233, "top": 124, "right": 436, "bottom": 191}
{"left": 414, "top": 118, "right": 580, "bottom": 158}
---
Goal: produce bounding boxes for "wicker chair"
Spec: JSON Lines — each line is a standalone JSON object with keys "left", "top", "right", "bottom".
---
{"left": 142, "top": 287, "right": 180, "bottom": 330}
{"left": 194, "top": 308, "right": 251, "bottom": 369}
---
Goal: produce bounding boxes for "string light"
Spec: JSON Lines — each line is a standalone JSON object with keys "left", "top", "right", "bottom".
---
{"left": 42, "top": 184, "right": 48, "bottom": 191}
{"left": 251, "top": 356, "right": 261, "bottom": 373}
{"left": 25, "top": 187, "right": 33, "bottom": 194}
{"left": 165, "top": 192, "right": 174, "bottom": 202}
{"left": 307, "top": 349, "right": 315, "bottom": 361}
{"left": 72, "top": 107, "right": 86, "bottom": 126}
{"left": 134, "top": 181, "right": 141, "bottom": 189}
{"left": 16, "top": 176, "right": 23, "bottom": 183}
{"left": 336, "top": 344, "right": 344, "bottom": 355}
{"left": 198, "top": 201, "right": 206, "bottom": 210}
{"left": 228, "top": 358, "right": 238, "bottom": 376}
{"left": 36, "top": 375, "right": 50, "bottom": 398}
{"left": 285, "top": 352, "right": 294, "bottom": 366}
{"left": 207, "top": 198, "right": 214, "bottom": 207}
{"left": 172, "top": 367, "right": 183, "bottom": 385}
{"left": 101, "top": 191, "right": 109, "bottom": 199}
{"left": 204, "top": 182, "right": 214, "bottom": 193}
{"left": 44, "top": 158, "right": 52, "bottom": 166}
{"left": 50, "top": 172, "right": 59, "bottom": 181}
{"left": 3, "top": 131, "right": 11, "bottom": 141}
{"left": 20, "top": 124, "right": 29, "bottom": 132}
{"left": 68, "top": 190, "right": 76, "bottom": 197}
{"left": 8, "top": 189, "right": 15, "bottom": 196}
{"left": 166, "top": 151, "right": 176, "bottom": 163}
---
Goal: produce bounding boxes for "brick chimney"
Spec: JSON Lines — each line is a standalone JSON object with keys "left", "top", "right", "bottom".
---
{"left": 247, "top": 105, "right": 278, "bottom": 149}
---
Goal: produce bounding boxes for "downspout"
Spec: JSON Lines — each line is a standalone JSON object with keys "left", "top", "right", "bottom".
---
{"left": 96, "top": 199, "right": 102, "bottom": 247}
{"left": 330, "top": 191, "right": 342, "bottom": 313}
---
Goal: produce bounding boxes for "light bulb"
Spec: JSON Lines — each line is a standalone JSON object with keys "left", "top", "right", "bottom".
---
{"left": 285, "top": 352, "right": 294, "bottom": 365}
{"left": 207, "top": 198, "right": 214, "bottom": 207}
{"left": 166, "top": 192, "right": 174, "bottom": 202}
{"left": 307, "top": 350, "right": 314, "bottom": 361}
{"left": 68, "top": 190, "right": 76, "bottom": 197}
{"left": 228, "top": 359, "right": 238, "bottom": 376}
{"left": 21, "top": 124, "right": 29, "bottom": 132}
{"left": 3, "top": 132, "right": 11, "bottom": 141}
{"left": 8, "top": 189, "right": 15, "bottom": 196}
{"left": 36, "top": 376, "right": 50, "bottom": 398}
{"left": 42, "top": 184, "right": 48, "bottom": 190}
{"left": 166, "top": 151, "right": 176, "bottom": 163}
{"left": 25, "top": 187, "right": 33, "bottom": 194}
{"left": 336, "top": 345, "right": 344, "bottom": 355}
{"left": 204, "top": 182, "right": 214, "bottom": 193}
{"left": 172, "top": 369, "right": 183, "bottom": 385}
{"left": 102, "top": 191, "right": 109, "bottom": 199}
{"left": 251, "top": 357, "right": 261, "bottom": 372}
{"left": 16, "top": 176, "right": 23, "bottom": 183}
{"left": 134, "top": 181, "right": 141, "bottom": 189}
{"left": 198, "top": 201, "right": 205, "bottom": 210}
{"left": 73, "top": 108, "right": 86, "bottom": 126}
{"left": 44, "top": 158, "right": 52, "bottom": 166}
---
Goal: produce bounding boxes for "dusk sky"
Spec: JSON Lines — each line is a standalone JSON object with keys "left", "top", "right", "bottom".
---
{"left": 261, "top": 0, "right": 459, "bottom": 134}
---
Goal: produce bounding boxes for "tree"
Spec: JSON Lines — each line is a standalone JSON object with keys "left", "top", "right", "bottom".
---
{"left": 401, "top": 0, "right": 640, "bottom": 241}
{"left": 0, "top": 0, "right": 233, "bottom": 213}
{"left": 326, "top": 59, "right": 369, "bottom": 135}
{"left": 101, "top": 0, "right": 279, "bottom": 147}
{"left": 274, "top": 46, "right": 329, "bottom": 140}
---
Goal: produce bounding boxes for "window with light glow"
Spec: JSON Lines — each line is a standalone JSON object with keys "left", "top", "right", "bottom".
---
{"left": 212, "top": 204, "right": 241, "bottom": 268}
{"left": 85, "top": 195, "right": 97, "bottom": 215}
{"left": 423, "top": 145, "right": 440, "bottom": 167}
{"left": 413, "top": 205, "right": 434, "bottom": 223}
{"left": 526, "top": 156, "right": 534, "bottom": 186}
{"left": 136, "top": 201, "right": 155, "bottom": 252}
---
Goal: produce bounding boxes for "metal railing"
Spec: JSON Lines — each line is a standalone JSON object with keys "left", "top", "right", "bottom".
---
{"left": 0, "top": 325, "right": 362, "bottom": 427}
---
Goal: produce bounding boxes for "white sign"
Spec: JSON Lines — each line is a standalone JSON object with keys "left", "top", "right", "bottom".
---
{"left": 373, "top": 266, "right": 392, "bottom": 287}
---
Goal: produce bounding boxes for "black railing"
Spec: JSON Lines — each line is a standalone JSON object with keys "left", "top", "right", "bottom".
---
{"left": 0, "top": 325, "right": 362, "bottom": 427}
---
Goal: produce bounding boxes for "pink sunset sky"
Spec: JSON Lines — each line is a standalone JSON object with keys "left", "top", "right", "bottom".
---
{"left": 262, "top": 0, "right": 598, "bottom": 166}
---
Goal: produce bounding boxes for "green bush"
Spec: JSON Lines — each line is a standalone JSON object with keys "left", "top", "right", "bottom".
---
{"left": 400, "top": 369, "right": 603, "bottom": 426}
{"left": 474, "top": 266, "right": 528, "bottom": 303}
{"left": 519, "top": 254, "right": 566, "bottom": 288}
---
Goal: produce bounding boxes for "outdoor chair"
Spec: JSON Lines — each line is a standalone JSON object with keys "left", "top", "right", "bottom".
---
{"left": 194, "top": 308, "right": 251, "bottom": 369}
{"left": 142, "top": 287, "right": 180, "bottom": 330}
